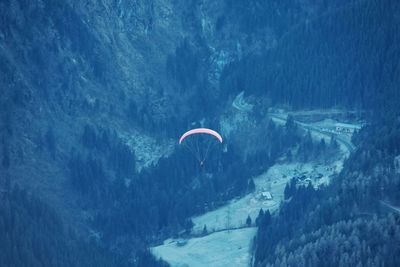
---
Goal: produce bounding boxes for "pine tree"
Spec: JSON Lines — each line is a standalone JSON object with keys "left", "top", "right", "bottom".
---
{"left": 284, "top": 182, "right": 291, "bottom": 200}
{"left": 45, "top": 127, "right": 56, "bottom": 158}
{"left": 286, "top": 115, "right": 296, "bottom": 132}
{"left": 286, "top": 150, "right": 293, "bottom": 162}
{"left": 202, "top": 224, "right": 208, "bottom": 235}
{"left": 248, "top": 179, "right": 256, "bottom": 192}
{"left": 262, "top": 210, "right": 271, "bottom": 226}
{"left": 330, "top": 134, "right": 339, "bottom": 150}
{"left": 2, "top": 145, "right": 10, "bottom": 169}
{"left": 246, "top": 215, "right": 252, "bottom": 226}
{"left": 256, "top": 209, "right": 265, "bottom": 226}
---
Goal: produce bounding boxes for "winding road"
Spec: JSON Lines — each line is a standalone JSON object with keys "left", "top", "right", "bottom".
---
{"left": 232, "top": 91, "right": 356, "bottom": 153}
{"left": 268, "top": 113, "right": 355, "bottom": 153}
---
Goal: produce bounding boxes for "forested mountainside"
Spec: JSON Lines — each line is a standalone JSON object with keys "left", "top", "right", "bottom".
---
{"left": 0, "top": 184, "right": 134, "bottom": 267}
{"left": 252, "top": 0, "right": 400, "bottom": 266}
{"left": 254, "top": 112, "right": 400, "bottom": 267}
{"left": 1, "top": 0, "right": 399, "bottom": 266}
{"left": 221, "top": 0, "right": 400, "bottom": 110}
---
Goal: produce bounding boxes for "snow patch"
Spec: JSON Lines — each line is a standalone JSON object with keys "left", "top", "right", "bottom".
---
{"left": 152, "top": 228, "right": 256, "bottom": 267}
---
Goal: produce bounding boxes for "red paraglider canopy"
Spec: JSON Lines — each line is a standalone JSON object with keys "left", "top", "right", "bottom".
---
{"left": 179, "top": 128, "right": 223, "bottom": 144}
{"left": 179, "top": 128, "right": 223, "bottom": 166}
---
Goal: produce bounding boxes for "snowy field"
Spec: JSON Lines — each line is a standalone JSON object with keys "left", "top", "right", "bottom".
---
{"left": 151, "top": 228, "right": 257, "bottom": 267}
{"left": 151, "top": 108, "right": 355, "bottom": 267}
{"left": 151, "top": 161, "right": 340, "bottom": 266}
{"left": 192, "top": 164, "right": 289, "bottom": 233}
{"left": 192, "top": 161, "right": 339, "bottom": 233}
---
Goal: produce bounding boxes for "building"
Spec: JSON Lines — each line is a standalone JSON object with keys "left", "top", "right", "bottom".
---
{"left": 335, "top": 126, "right": 353, "bottom": 133}
{"left": 260, "top": 191, "right": 273, "bottom": 200}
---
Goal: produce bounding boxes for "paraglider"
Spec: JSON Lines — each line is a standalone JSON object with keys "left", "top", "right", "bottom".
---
{"left": 179, "top": 128, "right": 223, "bottom": 166}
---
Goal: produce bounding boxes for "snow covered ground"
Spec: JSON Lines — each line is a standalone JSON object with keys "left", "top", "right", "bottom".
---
{"left": 152, "top": 228, "right": 257, "bottom": 267}
{"left": 312, "top": 118, "right": 362, "bottom": 130}
{"left": 151, "top": 108, "right": 356, "bottom": 267}
{"left": 192, "top": 164, "right": 289, "bottom": 233}
{"left": 151, "top": 161, "right": 340, "bottom": 266}
{"left": 192, "top": 161, "right": 339, "bottom": 233}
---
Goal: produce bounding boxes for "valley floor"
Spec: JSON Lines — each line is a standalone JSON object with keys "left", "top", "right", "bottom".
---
{"left": 151, "top": 161, "right": 339, "bottom": 267}
{"left": 152, "top": 228, "right": 257, "bottom": 267}
{"left": 151, "top": 113, "right": 358, "bottom": 267}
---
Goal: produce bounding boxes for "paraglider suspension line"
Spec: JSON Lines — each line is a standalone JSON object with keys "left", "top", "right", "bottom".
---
{"left": 183, "top": 140, "right": 201, "bottom": 164}
{"left": 181, "top": 134, "right": 218, "bottom": 167}
{"left": 202, "top": 138, "right": 214, "bottom": 164}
